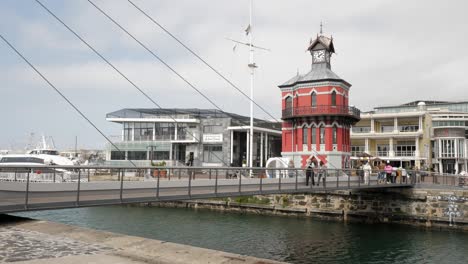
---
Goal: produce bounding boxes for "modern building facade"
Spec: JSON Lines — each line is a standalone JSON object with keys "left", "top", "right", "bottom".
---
{"left": 105, "top": 109, "right": 281, "bottom": 167}
{"left": 351, "top": 101, "right": 468, "bottom": 174}
{"left": 278, "top": 33, "right": 360, "bottom": 169}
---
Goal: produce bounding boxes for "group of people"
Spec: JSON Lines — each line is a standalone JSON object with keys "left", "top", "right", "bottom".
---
{"left": 304, "top": 158, "right": 327, "bottom": 186}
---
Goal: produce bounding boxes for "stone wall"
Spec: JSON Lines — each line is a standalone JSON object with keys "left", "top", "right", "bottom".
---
{"left": 151, "top": 187, "right": 468, "bottom": 231}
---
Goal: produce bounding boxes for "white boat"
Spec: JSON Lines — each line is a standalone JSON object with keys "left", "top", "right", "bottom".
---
{"left": 26, "top": 136, "right": 75, "bottom": 166}
{"left": 0, "top": 155, "right": 82, "bottom": 182}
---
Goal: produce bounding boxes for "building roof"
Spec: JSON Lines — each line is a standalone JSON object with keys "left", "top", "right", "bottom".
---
{"left": 106, "top": 108, "right": 281, "bottom": 130}
{"left": 279, "top": 63, "right": 350, "bottom": 88}
{"left": 307, "top": 35, "right": 335, "bottom": 53}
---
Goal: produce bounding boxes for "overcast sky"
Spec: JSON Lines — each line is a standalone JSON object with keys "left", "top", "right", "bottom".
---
{"left": 1, "top": 0, "right": 467, "bottom": 150}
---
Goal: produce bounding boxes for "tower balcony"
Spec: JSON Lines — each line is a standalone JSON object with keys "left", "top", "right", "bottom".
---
{"left": 282, "top": 105, "right": 361, "bottom": 122}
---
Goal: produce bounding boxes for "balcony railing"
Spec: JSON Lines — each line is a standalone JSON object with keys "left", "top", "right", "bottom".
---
{"left": 282, "top": 105, "right": 360, "bottom": 120}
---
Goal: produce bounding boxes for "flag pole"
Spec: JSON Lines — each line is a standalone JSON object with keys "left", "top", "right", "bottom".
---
{"left": 248, "top": 0, "right": 254, "bottom": 175}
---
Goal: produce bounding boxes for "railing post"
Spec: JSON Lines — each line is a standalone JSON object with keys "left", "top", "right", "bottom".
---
{"left": 76, "top": 169, "right": 81, "bottom": 206}
{"left": 279, "top": 175, "right": 282, "bottom": 191}
{"left": 188, "top": 170, "right": 192, "bottom": 197}
{"left": 260, "top": 175, "right": 263, "bottom": 194}
{"left": 209, "top": 169, "right": 212, "bottom": 180}
{"left": 324, "top": 170, "right": 327, "bottom": 189}
{"left": 52, "top": 168, "right": 55, "bottom": 183}
{"left": 119, "top": 169, "right": 124, "bottom": 203}
{"left": 87, "top": 168, "right": 90, "bottom": 182}
{"left": 295, "top": 169, "right": 298, "bottom": 191}
{"left": 239, "top": 170, "right": 242, "bottom": 194}
{"left": 24, "top": 170, "right": 30, "bottom": 210}
{"left": 347, "top": 170, "right": 350, "bottom": 188}
{"left": 336, "top": 170, "right": 339, "bottom": 188}
{"left": 156, "top": 170, "right": 160, "bottom": 199}
{"left": 215, "top": 169, "right": 218, "bottom": 196}
{"left": 358, "top": 171, "right": 361, "bottom": 188}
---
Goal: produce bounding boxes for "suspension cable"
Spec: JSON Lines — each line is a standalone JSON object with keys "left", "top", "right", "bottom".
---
{"left": 0, "top": 34, "right": 137, "bottom": 168}
{"left": 127, "top": 0, "right": 280, "bottom": 123}
{"left": 33, "top": 0, "right": 230, "bottom": 166}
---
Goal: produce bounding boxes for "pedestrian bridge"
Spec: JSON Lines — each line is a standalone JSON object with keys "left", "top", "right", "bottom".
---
{"left": 0, "top": 165, "right": 422, "bottom": 214}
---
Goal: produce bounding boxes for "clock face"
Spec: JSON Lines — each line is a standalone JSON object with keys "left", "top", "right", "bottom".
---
{"left": 313, "top": 50, "right": 325, "bottom": 63}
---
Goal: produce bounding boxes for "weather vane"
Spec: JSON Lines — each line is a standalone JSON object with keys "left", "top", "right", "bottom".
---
{"left": 320, "top": 21, "right": 323, "bottom": 35}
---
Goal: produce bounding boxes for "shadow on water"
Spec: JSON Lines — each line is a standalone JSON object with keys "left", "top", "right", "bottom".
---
{"left": 13, "top": 206, "right": 468, "bottom": 264}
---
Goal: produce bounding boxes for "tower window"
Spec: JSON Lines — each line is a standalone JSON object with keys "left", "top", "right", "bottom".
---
{"left": 302, "top": 127, "right": 308, "bottom": 145}
{"left": 311, "top": 92, "right": 317, "bottom": 107}
{"left": 285, "top": 96, "right": 292, "bottom": 109}
{"left": 333, "top": 125, "right": 337, "bottom": 144}
{"left": 320, "top": 125, "right": 325, "bottom": 144}
{"left": 331, "top": 91, "right": 337, "bottom": 106}
{"left": 311, "top": 127, "right": 316, "bottom": 144}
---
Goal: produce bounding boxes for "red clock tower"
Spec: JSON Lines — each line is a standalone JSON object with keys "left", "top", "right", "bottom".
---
{"left": 278, "top": 32, "right": 360, "bottom": 169}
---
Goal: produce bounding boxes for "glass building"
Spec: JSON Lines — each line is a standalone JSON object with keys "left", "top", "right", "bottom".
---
{"left": 105, "top": 108, "right": 281, "bottom": 167}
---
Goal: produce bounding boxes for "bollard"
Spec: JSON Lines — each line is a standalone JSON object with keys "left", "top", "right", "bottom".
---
{"left": 188, "top": 171, "right": 192, "bottom": 197}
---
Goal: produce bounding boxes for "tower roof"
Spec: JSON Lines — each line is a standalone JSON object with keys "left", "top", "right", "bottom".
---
{"left": 279, "top": 64, "right": 350, "bottom": 88}
{"left": 307, "top": 35, "right": 335, "bottom": 53}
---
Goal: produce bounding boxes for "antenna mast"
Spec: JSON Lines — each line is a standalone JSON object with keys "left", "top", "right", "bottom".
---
{"left": 248, "top": 0, "right": 254, "bottom": 172}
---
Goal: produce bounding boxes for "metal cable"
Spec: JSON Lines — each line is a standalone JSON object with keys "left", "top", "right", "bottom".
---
{"left": 0, "top": 33, "right": 138, "bottom": 168}
{"left": 127, "top": 0, "right": 280, "bottom": 123}
{"left": 33, "top": 0, "right": 230, "bottom": 166}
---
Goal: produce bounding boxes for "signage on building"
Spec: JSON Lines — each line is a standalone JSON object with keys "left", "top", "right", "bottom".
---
{"left": 203, "top": 134, "right": 223, "bottom": 142}
{"left": 434, "top": 128, "right": 464, "bottom": 138}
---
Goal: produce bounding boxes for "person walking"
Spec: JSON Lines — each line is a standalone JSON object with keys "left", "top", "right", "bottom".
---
{"left": 384, "top": 162, "right": 393, "bottom": 184}
{"left": 305, "top": 159, "right": 315, "bottom": 186}
{"left": 378, "top": 162, "right": 386, "bottom": 184}
{"left": 317, "top": 161, "right": 327, "bottom": 186}
{"left": 288, "top": 160, "right": 295, "bottom": 178}
{"left": 363, "top": 160, "right": 372, "bottom": 185}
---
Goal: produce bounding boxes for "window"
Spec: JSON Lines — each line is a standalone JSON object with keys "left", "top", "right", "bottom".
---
{"left": 111, "top": 151, "right": 125, "bottom": 160}
{"left": 124, "top": 123, "right": 132, "bottom": 141}
{"left": 155, "top": 123, "right": 175, "bottom": 140}
{"left": 351, "top": 146, "right": 365, "bottom": 156}
{"left": 441, "top": 139, "right": 455, "bottom": 158}
{"left": 302, "top": 127, "right": 308, "bottom": 145}
{"left": 320, "top": 125, "right": 325, "bottom": 144}
{"left": 331, "top": 91, "right": 337, "bottom": 106}
{"left": 377, "top": 145, "right": 389, "bottom": 156}
{"left": 285, "top": 96, "right": 292, "bottom": 109}
{"left": 127, "top": 151, "right": 147, "bottom": 160}
{"left": 152, "top": 151, "right": 170, "bottom": 160}
{"left": 332, "top": 126, "right": 337, "bottom": 144}
{"left": 203, "top": 145, "right": 223, "bottom": 163}
{"left": 311, "top": 127, "right": 316, "bottom": 144}
{"left": 311, "top": 92, "right": 317, "bottom": 107}
{"left": 133, "top": 123, "right": 154, "bottom": 141}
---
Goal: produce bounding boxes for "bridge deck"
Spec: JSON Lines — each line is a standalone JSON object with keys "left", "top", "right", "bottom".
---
{"left": 0, "top": 176, "right": 412, "bottom": 214}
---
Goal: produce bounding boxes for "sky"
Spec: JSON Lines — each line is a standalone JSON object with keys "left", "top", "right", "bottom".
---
{"left": 1, "top": 0, "right": 467, "bottom": 150}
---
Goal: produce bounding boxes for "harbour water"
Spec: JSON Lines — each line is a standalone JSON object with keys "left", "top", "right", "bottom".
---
{"left": 15, "top": 206, "right": 468, "bottom": 264}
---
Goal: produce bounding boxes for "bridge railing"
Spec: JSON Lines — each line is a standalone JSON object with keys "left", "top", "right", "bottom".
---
{"left": 0, "top": 165, "right": 461, "bottom": 213}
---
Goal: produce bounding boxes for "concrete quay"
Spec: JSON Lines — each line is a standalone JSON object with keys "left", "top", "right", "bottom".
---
{"left": 0, "top": 215, "right": 284, "bottom": 264}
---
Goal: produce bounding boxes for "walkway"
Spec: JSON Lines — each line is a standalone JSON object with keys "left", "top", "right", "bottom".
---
{"left": 0, "top": 165, "right": 414, "bottom": 214}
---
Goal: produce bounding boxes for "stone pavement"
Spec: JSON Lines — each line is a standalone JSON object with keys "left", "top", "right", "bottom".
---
{"left": 0, "top": 215, "right": 284, "bottom": 264}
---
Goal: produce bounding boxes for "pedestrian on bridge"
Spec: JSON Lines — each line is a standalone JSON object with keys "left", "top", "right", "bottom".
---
{"left": 384, "top": 162, "right": 393, "bottom": 184}
{"left": 317, "top": 161, "right": 327, "bottom": 186}
{"left": 363, "top": 161, "right": 372, "bottom": 185}
{"left": 305, "top": 159, "right": 315, "bottom": 186}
